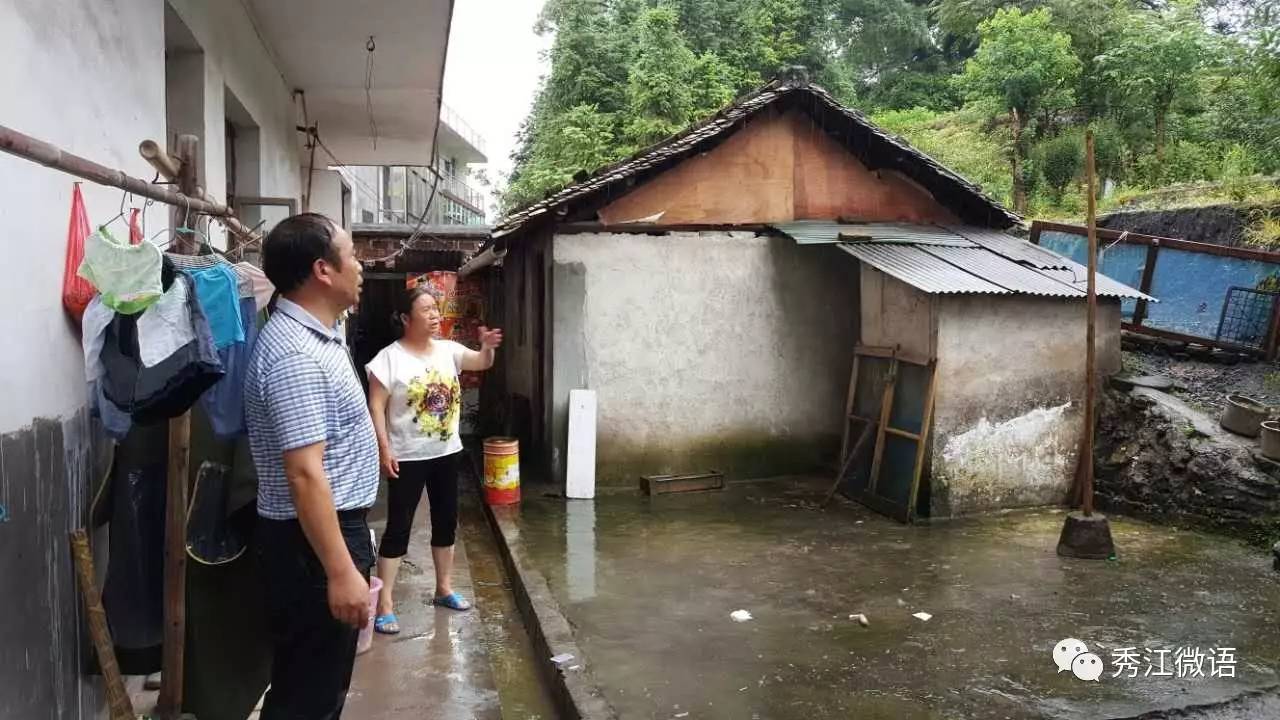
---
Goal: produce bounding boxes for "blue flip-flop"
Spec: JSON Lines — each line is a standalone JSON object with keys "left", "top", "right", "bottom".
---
{"left": 374, "top": 613, "right": 400, "bottom": 634}
{"left": 431, "top": 592, "right": 472, "bottom": 611}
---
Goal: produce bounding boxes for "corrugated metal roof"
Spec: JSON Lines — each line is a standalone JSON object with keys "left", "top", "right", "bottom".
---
{"left": 1038, "top": 267, "right": 1154, "bottom": 301}
{"left": 920, "top": 246, "right": 1085, "bottom": 297}
{"left": 949, "top": 225, "right": 1073, "bottom": 270}
{"left": 774, "top": 220, "right": 976, "bottom": 246}
{"left": 774, "top": 221, "right": 1154, "bottom": 300}
{"left": 839, "top": 243, "right": 1011, "bottom": 295}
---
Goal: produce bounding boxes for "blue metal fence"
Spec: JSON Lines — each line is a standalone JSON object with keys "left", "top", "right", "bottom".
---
{"left": 1032, "top": 221, "right": 1280, "bottom": 355}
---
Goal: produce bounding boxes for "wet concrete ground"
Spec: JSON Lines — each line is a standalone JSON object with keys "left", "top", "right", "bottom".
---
{"left": 509, "top": 477, "right": 1280, "bottom": 719}
{"left": 345, "top": 490, "right": 503, "bottom": 720}
{"left": 346, "top": 477, "right": 558, "bottom": 720}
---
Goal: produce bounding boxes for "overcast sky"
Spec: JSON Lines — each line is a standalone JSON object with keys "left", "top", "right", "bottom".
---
{"left": 443, "top": 0, "right": 551, "bottom": 213}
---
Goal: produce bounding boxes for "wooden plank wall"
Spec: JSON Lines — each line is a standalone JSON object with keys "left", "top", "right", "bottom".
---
{"left": 597, "top": 109, "right": 959, "bottom": 226}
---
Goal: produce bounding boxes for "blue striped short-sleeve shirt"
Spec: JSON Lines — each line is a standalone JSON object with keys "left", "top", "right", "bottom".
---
{"left": 244, "top": 299, "right": 379, "bottom": 520}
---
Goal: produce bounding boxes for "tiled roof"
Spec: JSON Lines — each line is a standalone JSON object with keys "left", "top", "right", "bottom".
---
{"left": 493, "top": 75, "right": 1021, "bottom": 239}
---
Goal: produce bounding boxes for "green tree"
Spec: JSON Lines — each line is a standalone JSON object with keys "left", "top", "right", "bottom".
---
{"left": 1097, "top": 2, "right": 1213, "bottom": 167}
{"left": 958, "top": 7, "right": 1080, "bottom": 212}
{"left": 623, "top": 7, "right": 702, "bottom": 146}
{"left": 504, "top": 104, "right": 621, "bottom": 211}
{"left": 1035, "top": 133, "right": 1082, "bottom": 202}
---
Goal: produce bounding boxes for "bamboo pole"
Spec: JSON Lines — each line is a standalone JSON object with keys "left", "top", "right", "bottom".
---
{"left": 0, "top": 124, "right": 258, "bottom": 244}
{"left": 69, "top": 530, "right": 135, "bottom": 720}
{"left": 155, "top": 135, "right": 198, "bottom": 720}
{"left": 1083, "top": 129, "right": 1099, "bottom": 517}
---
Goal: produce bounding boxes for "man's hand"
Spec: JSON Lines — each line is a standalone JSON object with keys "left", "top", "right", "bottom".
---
{"left": 380, "top": 448, "right": 400, "bottom": 478}
{"left": 328, "top": 568, "right": 370, "bottom": 629}
{"left": 478, "top": 326, "right": 504, "bottom": 351}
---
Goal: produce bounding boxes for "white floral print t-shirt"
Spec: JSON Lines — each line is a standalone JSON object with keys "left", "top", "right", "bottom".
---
{"left": 365, "top": 340, "right": 465, "bottom": 460}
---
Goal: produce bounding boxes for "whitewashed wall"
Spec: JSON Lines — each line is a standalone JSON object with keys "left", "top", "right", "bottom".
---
{"left": 0, "top": 2, "right": 300, "bottom": 717}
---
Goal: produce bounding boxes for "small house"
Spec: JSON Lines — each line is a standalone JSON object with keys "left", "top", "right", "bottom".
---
{"left": 469, "top": 73, "right": 1148, "bottom": 519}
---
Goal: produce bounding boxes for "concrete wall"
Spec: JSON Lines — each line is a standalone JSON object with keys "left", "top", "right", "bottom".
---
{"left": 550, "top": 231, "right": 860, "bottom": 485}
{"left": 0, "top": 2, "right": 301, "bottom": 716}
{"left": 930, "top": 295, "right": 1122, "bottom": 517}
{"left": 166, "top": 0, "right": 302, "bottom": 247}
{"left": 0, "top": 3, "right": 165, "bottom": 717}
{"left": 310, "top": 169, "right": 350, "bottom": 228}
{"left": 859, "top": 268, "right": 937, "bottom": 359}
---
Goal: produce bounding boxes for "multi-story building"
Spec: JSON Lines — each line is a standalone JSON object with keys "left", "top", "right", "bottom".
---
{"left": 346, "top": 102, "right": 489, "bottom": 226}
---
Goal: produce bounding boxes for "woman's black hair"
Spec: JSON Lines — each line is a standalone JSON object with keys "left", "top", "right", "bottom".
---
{"left": 394, "top": 284, "right": 441, "bottom": 331}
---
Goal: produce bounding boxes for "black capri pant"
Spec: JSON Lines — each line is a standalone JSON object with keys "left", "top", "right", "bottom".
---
{"left": 378, "top": 451, "right": 460, "bottom": 558}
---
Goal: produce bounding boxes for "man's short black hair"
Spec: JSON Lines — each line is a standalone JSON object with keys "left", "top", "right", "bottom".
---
{"left": 262, "top": 213, "right": 341, "bottom": 295}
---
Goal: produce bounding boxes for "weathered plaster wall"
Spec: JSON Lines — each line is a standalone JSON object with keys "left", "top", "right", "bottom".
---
{"left": 859, "top": 267, "right": 937, "bottom": 359}
{"left": 550, "top": 231, "right": 859, "bottom": 485}
{"left": 930, "top": 295, "right": 1122, "bottom": 517}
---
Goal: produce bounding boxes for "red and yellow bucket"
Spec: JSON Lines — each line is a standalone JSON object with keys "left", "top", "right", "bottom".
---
{"left": 482, "top": 437, "right": 520, "bottom": 505}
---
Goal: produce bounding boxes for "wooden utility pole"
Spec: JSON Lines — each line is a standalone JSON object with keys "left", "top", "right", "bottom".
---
{"left": 1082, "top": 129, "right": 1099, "bottom": 517}
{"left": 156, "top": 134, "right": 198, "bottom": 720}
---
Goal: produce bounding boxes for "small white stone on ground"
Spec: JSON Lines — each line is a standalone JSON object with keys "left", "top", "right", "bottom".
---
{"left": 730, "top": 609, "right": 753, "bottom": 622}
{"left": 913, "top": 612, "right": 932, "bottom": 621}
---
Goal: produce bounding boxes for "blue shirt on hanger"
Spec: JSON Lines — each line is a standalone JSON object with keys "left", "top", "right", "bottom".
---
{"left": 187, "top": 264, "right": 245, "bottom": 349}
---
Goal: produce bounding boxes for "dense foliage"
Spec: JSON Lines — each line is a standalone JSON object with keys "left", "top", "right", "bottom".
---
{"left": 502, "top": 0, "right": 1280, "bottom": 217}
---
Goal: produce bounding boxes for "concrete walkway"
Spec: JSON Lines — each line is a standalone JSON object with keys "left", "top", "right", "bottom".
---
{"left": 344, "top": 493, "right": 502, "bottom": 720}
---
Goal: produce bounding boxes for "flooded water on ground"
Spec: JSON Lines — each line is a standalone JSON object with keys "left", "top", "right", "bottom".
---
{"left": 509, "top": 477, "right": 1280, "bottom": 719}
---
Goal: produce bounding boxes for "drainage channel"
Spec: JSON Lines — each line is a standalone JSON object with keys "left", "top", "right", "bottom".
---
{"left": 459, "top": 487, "right": 560, "bottom": 720}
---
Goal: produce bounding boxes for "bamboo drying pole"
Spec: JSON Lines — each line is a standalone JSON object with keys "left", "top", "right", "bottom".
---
{"left": 0, "top": 124, "right": 258, "bottom": 245}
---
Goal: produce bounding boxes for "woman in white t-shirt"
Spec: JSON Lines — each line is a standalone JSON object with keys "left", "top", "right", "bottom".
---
{"left": 365, "top": 285, "right": 502, "bottom": 633}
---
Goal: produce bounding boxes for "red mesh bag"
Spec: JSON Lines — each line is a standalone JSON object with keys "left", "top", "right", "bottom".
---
{"left": 61, "top": 184, "right": 95, "bottom": 323}
{"left": 128, "top": 208, "right": 143, "bottom": 245}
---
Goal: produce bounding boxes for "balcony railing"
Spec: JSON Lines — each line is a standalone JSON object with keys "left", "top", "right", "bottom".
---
{"left": 440, "top": 103, "right": 486, "bottom": 156}
{"left": 348, "top": 164, "right": 488, "bottom": 226}
{"left": 437, "top": 170, "right": 485, "bottom": 210}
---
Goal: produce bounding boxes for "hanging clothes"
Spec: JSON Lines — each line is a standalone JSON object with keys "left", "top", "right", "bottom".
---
{"left": 187, "top": 264, "right": 245, "bottom": 349}
{"left": 83, "top": 296, "right": 132, "bottom": 439}
{"left": 234, "top": 261, "right": 275, "bottom": 309}
{"left": 100, "top": 272, "right": 225, "bottom": 423}
{"left": 198, "top": 295, "right": 259, "bottom": 439}
{"left": 96, "top": 422, "right": 169, "bottom": 675}
{"left": 78, "top": 227, "right": 162, "bottom": 314}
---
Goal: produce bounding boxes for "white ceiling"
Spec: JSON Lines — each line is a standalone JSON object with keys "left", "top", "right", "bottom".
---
{"left": 246, "top": 0, "right": 453, "bottom": 166}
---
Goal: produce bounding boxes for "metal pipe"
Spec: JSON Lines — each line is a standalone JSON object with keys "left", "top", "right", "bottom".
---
{"left": 0, "top": 123, "right": 259, "bottom": 243}
{"left": 458, "top": 242, "right": 506, "bottom": 278}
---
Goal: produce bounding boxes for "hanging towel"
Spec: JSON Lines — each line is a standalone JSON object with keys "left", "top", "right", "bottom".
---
{"left": 137, "top": 276, "right": 197, "bottom": 366}
{"left": 188, "top": 264, "right": 245, "bottom": 349}
{"left": 78, "top": 227, "right": 162, "bottom": 315}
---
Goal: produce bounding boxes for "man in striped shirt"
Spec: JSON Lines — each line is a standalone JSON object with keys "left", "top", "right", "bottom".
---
{"left": 244, "top": 213, "right": 379, "bottom": 719}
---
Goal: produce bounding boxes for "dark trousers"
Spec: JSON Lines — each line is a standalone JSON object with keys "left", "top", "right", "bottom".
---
{"left": 378, "top": 452, "right": 460, "bottom": 558}
{"left": 257, "top": 509, "right": 373, "bottom": 720}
